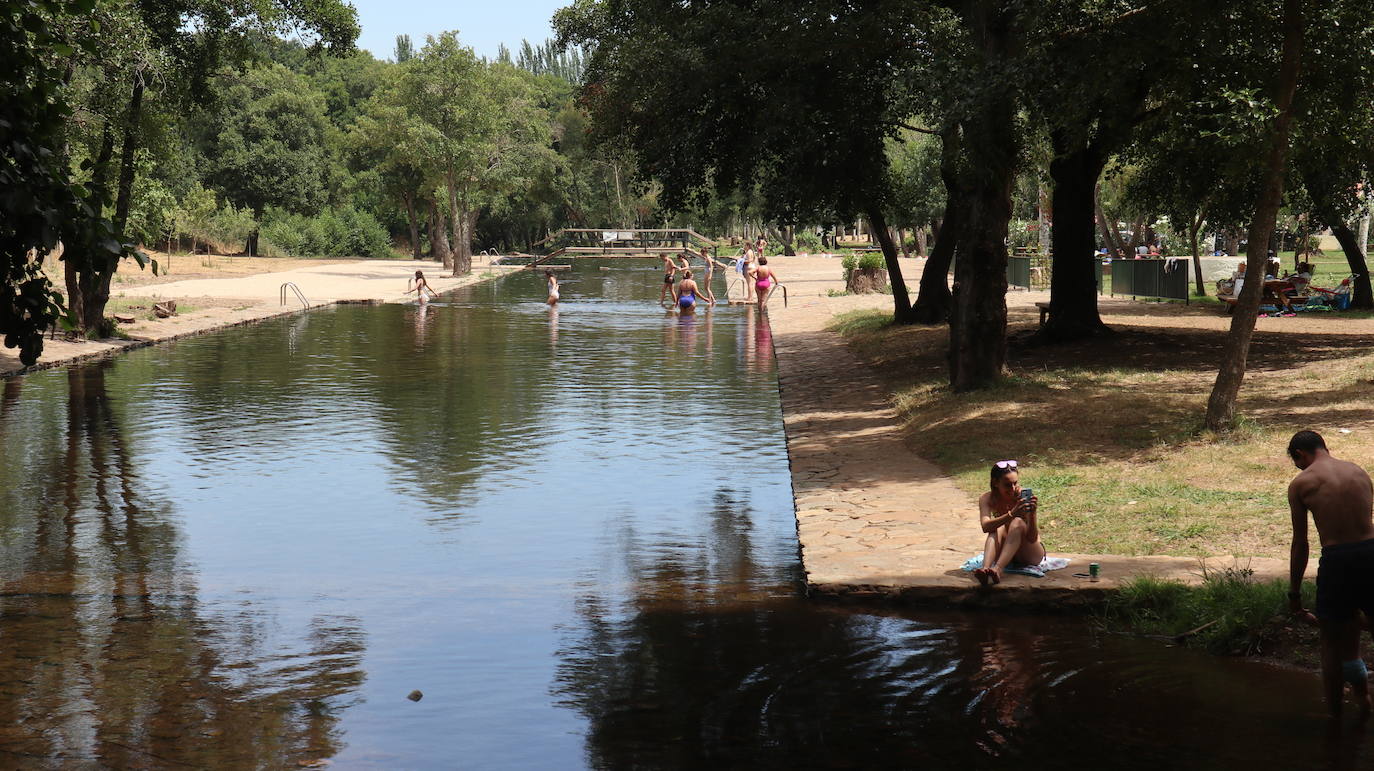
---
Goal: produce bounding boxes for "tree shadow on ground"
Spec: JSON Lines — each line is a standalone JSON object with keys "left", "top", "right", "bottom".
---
{"left": 796, "top": 312, "right": 1374, "bottom": 492}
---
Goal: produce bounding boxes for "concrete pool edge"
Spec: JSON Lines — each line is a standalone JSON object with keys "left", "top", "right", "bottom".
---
{"left": 766, "top": 295, "right": 1307, "bottom": 609}
{"left": 1, "top": 263, "right": 520, "bottom": 380}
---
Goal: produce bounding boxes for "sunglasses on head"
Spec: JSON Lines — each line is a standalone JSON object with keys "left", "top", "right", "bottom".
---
{"left": 994, "top": 460, "right": 1018, "bottom": 470}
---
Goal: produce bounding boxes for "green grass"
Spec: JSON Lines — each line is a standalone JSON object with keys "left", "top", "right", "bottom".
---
{"left": 1101, "top": 568, "right": 1312, "bottom": 656}
{"left": 825, "top": 306, "right": 1363, "bottom": 558}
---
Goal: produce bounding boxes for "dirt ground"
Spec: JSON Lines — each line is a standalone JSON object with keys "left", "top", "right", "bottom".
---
{"left": 40, "top": 250, "right": 361, "bottom": 290}
{"left": 3, "top": 257, "right": 518, "bottom": 378}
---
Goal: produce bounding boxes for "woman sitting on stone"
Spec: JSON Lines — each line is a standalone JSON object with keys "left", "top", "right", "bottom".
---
{"left": 974, "top": 460, "right": 1044, "bottom": 586}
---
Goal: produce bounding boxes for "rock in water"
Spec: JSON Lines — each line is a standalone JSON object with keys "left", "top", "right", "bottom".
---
{"left": 407, "top": 690, "right": 423, "bottom": 702}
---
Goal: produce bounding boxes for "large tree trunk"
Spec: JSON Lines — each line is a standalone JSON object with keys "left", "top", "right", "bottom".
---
{"left": 404, "top": 192, "right": 422, "bottom": 260}
{"left": 1330, "top": 222, "right": 1374, "bottom": 309}
{"left": 430, "top": 200, "right": 452, "bottom": 267}
{"left": 865, "top": 207, "right": 915, "bottom": 324}
{"left": 948, "top": 174, "right": 1012, "bottom": 390}
{"left": 452, "top": 208, "right": 476, "bottom": 276}
{"left": 947, "top": 0, "right": 1016, "bottom": 390}
{"left": 67, "top": 124, "right": 115, "bottom": 332}
{"left": 912, "top": 198, "right": 959, "bottom": 323}
{"left": 1223, "top": 230, "right": 1241, "bottom": 256}
{"left": 79, "top": 76, "right": 145, "bottom": 333}
{"left": 1205, "top": 0, "right": 1303, "bottom": 431}
{"left": 1040, "top": 136, "right": 1108, "bottom": 341}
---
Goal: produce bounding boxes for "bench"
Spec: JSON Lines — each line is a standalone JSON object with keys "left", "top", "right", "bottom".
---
{"left": 1035, "top": 301, "right": 1050, "bottom": 326}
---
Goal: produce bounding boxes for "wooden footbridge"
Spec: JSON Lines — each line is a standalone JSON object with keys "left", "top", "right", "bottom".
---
{"left": 529, "top": 228, "right": 718, "bottom": 265}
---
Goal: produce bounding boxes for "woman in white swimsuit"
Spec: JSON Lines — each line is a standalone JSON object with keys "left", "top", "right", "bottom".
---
{"left": 546, "top": 269, "right": 560, "bottom": 305}
{"left": 407, "top": 270, "right": 438, "bottom": 303}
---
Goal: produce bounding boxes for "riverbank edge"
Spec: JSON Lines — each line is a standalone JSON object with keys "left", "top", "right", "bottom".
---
{"left": 1, "top": 267, "right": 513, "bottom": 380}
{"left": 766, "top": 295, "right": 1309, "bottom": 612}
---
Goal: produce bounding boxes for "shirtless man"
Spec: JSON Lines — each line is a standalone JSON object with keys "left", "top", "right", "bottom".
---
{"left": 658, "top": 252, "right": 680, "bottom": 307}
{"left": 1287, "top": 429, "right": 1374, "bottom": 718}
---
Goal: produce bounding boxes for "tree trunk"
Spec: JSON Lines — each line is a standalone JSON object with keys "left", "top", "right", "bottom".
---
{"left": 1330, "top": 222, "right": 1374, "bottom": 309}
{"left": 430, "top": 200, "right": 452, "bottom": 267}
{"left": 66, "top": 124, "right": 115, "bottom": 332}
{"left": 1040, "top": 136, "right": 1108, "bottom": 341}
{"left": 113, "top": 77, "right": 144, "bottom": 235}
{"left": 915, "top": 227, "right": 928, "bottom": 257}
{"left": 1189, "top": 210, "right": 1206, "bottom": 297}
{"left": 947, "top": 1, "right": 1016, "bottom": 389}
{"left": 1223, "top": 230, "right": 1241, "bottom": 256}
{"left": 452, "top": 208, "right": 476, "bottom": 276}
{"left": 1205, "top": 0, "right": 1303, "bottom": 431}
{"left": 866, "top": 208, "right": 914, "bottom": 323}
{"left": 404, "top": 192, "right": 422, "bottom": 260}
{"left": 1127, "top": 217, "right": 1145, "bottom": 253}
{"left": 912, "top": 198, "right": 959, "bottom": 324}
{"left": 948, "top": 172, "right": 1012, "bottom": 390}
{"left": 1037, "top": 183, "right": 1052, "bottom": 255}
{"left": 1095, "top": 187, "right": 1124, "bottom": 256}
{"left": 79, "top": 75, "right": 145, "bottom": 333}
{"left": 1359, "top": 201, "right": 1371, "bottom": 254}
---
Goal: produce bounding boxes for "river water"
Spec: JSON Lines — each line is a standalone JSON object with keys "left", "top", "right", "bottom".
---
{"left": 0, "top": 261, "right": 1363, "bottom": 768}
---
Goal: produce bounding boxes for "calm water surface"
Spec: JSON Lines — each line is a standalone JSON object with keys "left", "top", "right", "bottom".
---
{"left": 0, "top": 261, "right": 1365, "bottom": 768}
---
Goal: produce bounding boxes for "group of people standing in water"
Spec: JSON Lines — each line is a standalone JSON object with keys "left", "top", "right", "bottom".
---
{"left": 409, "top": 239, "right": 782, "bottom": 313}
{"left": 659, "top": 242, "right": 781, "bottom": 314}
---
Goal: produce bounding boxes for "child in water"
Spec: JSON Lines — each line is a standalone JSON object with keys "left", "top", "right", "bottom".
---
{"left": 546, "top": 269, "right": 560, "bottom": 305}
{"left": 407, "top": 270, "right": 438, "bottom": 303}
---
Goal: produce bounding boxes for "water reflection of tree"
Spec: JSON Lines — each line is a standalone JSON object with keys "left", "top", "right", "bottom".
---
{"left": 553, "top": 488, "right": 934, "bottom": 767}
{"left": 0, "top": 363, "right": 367, "bottom": 767}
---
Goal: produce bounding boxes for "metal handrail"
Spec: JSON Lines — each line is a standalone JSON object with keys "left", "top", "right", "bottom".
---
{"left": 280, "top": 282, "right": 309, "bottom": 310}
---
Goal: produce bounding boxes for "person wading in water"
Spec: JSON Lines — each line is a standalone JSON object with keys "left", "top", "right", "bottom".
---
{"left": 1287, "top": 430, "right": 1374, "bottom": 718}
{"left": 659, "top": 252, "right": 680, "bottom": 307}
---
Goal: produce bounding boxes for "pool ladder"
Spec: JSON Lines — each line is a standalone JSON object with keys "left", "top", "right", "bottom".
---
{"left": 280, "top": 282, "right": 310, "bottom": 310}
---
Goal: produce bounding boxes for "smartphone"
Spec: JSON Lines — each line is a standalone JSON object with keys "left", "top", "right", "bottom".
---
{"left": 1020, "top": 487, "right": 1033, "bottom": 501}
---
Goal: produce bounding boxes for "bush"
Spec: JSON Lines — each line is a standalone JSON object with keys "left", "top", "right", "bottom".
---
{"left": 203, "top": 203, "right": 257, "bottom": 253}
{"left": 857, "top": 252, "right": 886, "bottom": 271}
{"left": 794, "top": 231, "right": 822, "bottom": 253}
{"left": 260, "top": 207, "right": 392, "bottom": 258}
{"left": 840, "top": 251, "right": 887, "bottom": 279}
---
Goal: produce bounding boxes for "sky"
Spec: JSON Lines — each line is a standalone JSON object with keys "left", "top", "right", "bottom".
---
{"left": 346, "top": 0, "right": 570, "bottom": 61}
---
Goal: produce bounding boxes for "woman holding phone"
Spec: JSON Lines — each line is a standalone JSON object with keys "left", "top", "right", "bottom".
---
{"left": 973, "top": 459, "right": 1043, "bottom": 586}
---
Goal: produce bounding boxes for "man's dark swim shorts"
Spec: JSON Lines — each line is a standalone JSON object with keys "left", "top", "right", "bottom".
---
{"left": 1316, "top": 538, "right": 1374, "bottom": 622}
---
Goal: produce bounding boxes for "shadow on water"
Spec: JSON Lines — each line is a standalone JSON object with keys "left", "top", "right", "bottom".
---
{"left": 0, "top": 362, "right": 367, "bottom": 768}
{"left": 4, "top": 261, "right": 1374, "bottom": 768}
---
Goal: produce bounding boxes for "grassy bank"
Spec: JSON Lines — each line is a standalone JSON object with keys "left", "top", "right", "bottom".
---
{"left": 1102, "top": 569, "right": 1317, "bottom": 663}
{"left": 829, "top": 307, "right": 1374, "bottom": 558}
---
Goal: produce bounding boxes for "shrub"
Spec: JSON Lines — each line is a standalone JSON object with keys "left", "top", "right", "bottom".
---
{"left": 857, "top": 252, "right": 886, "bottom": 271}
{"left": 794, "top": 231, "right": 822, "bottom": 253}
{"left": 260, "top": 207, "right": 392, "bottom": 258}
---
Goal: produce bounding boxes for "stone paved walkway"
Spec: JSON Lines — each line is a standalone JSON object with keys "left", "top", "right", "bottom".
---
{"left": 764, "top": 256, "right": 1301, "bottom": 606}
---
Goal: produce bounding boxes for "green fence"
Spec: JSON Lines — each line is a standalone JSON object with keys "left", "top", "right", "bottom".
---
{"left": 1106, "top": 258, "right": 1190, "bottom": 303}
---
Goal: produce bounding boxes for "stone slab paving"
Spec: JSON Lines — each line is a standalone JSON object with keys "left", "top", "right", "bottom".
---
{"left": 763, "top": 256, "right": 1304, "bottom": 607}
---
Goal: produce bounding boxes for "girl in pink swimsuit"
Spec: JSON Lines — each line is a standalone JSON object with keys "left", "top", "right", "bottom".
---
{"left": 750, "top": 256, "right": 778, "bottom": 310}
